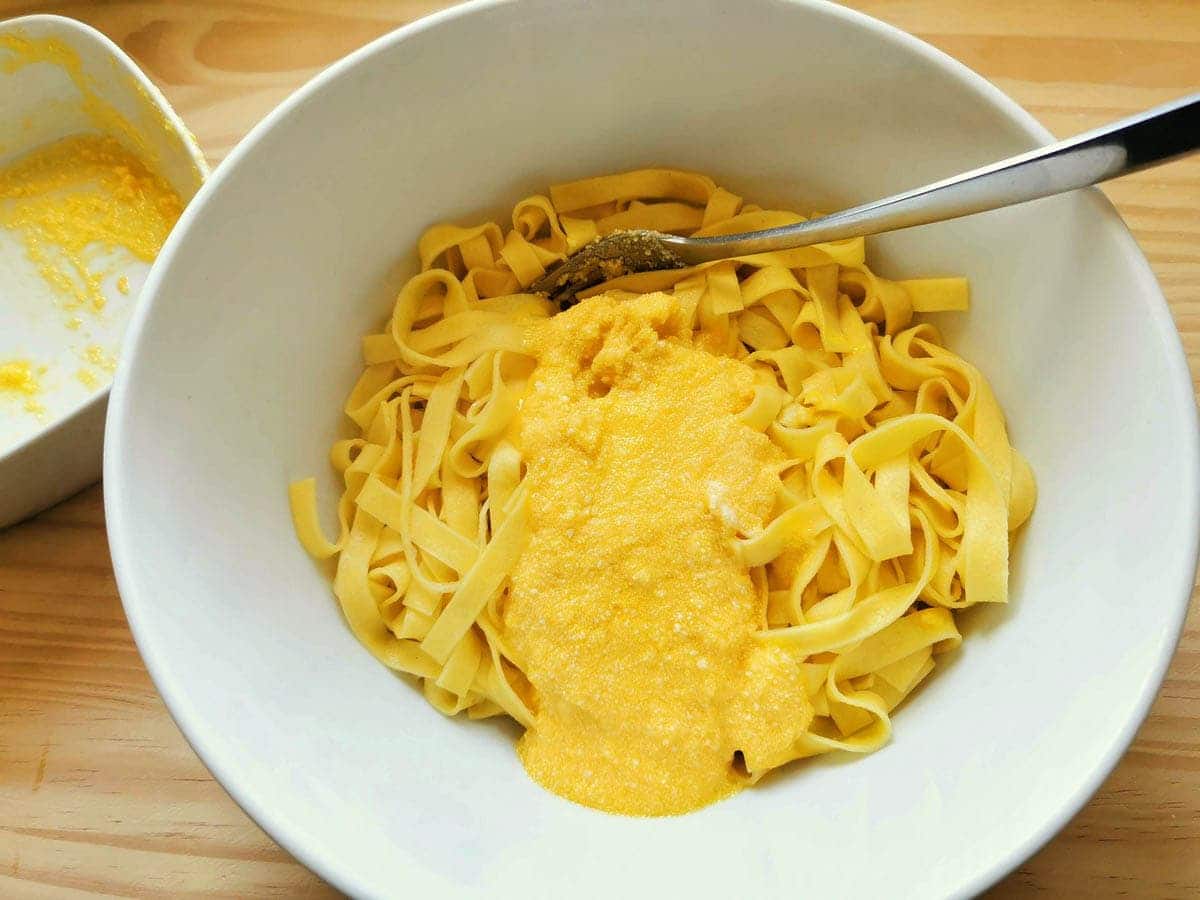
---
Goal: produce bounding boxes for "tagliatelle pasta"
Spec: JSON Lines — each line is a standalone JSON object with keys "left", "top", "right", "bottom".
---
{"left": 290, "top": 169, "right": 1035, "bottom": 816}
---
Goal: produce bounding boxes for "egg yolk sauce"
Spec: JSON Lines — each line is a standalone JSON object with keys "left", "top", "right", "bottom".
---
{"left": 0, "top": 133, "right": 182, "bottom": 313}
{"left": 502, "top": 292, "right": 812, "bottom": 816}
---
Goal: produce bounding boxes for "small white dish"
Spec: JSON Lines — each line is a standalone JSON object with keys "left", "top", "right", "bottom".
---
{"left": 104, "top": 0, "right": 1199, "bottom": 897}
{"left": 0, "top": 14, "right": 206, "bottom": 528}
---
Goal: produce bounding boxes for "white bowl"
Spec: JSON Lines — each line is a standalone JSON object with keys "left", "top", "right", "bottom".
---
{"left": 104, "top": 1, "right": 1200, "bottom": 897}
{"left": 0, "top": 14, "right": 206, "bottom": 528}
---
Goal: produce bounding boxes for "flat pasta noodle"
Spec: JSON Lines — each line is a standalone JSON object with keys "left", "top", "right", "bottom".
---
{"left": 290, "top": 168, "right": 1035, "bottom": 810}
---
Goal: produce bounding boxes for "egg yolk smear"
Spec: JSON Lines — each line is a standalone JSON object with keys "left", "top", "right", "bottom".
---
{"left": 0, "top": 133, "right": 183, "bottom": 313}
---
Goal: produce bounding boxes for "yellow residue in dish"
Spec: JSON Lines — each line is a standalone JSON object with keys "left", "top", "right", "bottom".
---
{"left": 76, "top": 368, "right": 99, "bottom": 390}
{"left": 0, "top": 31, "right": 196, "bottom": 317}
{"left": 116, "top": 274, "right": 130, "bottom": 294}
{"left": 0, "top": 133, "right": 183, "bottom": 312}
{"left": 0, "top": 358, "right": 45, "bottom": 414}
{"left": 502, "top": 293, "right": 813, "bottom": 816}
{"left": 83, "top": 344, "right": 117, "bottom": 372}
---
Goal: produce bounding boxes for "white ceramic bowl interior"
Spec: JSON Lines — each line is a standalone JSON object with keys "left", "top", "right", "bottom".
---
{"left": 0, "top": 14, "right": 206, "bottom": 528}
{"left": 104, "top": 1, "right": 1199, "bottom": 897}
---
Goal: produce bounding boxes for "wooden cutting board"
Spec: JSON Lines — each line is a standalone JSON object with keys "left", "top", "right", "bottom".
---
{"left": 1, "top": 1, "right": 1196, "bottom": 896}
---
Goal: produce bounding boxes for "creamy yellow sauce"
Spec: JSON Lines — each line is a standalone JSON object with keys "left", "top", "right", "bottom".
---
{"left": 0, "top": 133, "right": 183, "bottom": 313}
{"left": 503, "top": 293, "right": 812, "bottom": 815}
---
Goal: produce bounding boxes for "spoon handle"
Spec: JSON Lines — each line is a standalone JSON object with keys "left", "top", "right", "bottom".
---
{"left": 663, "top": 92, "right": 1200, "bottom": 263}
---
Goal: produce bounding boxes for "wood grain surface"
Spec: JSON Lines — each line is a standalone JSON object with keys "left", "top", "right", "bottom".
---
{"left": 1, "top": 1, "right": 1197, "bottom": 896}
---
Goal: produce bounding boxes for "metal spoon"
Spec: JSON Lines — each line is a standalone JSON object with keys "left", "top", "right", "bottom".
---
{"left": 532, "top": 92, "right": 1199, "bottom": 305}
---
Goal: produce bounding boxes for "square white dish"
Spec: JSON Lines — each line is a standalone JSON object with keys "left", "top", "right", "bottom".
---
{"left": 0, "top": 14, "right": 206, "bottom": 528}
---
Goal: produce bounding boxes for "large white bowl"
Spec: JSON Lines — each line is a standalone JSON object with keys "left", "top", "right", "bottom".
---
{"left": 104, "top": 1, "right": 1200, "bottom": 897}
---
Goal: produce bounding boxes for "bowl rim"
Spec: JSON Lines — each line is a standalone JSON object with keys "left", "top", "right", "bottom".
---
{"left": 103, "top": 0, "right": 1200, "bottom": 897}
{"left": 0, "top": 14, "right": 209, "bottom": 482}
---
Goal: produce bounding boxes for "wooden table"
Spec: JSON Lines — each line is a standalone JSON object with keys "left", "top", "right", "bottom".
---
{"left": 1, "top": 1, "right": 1196, "bottom": 896}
